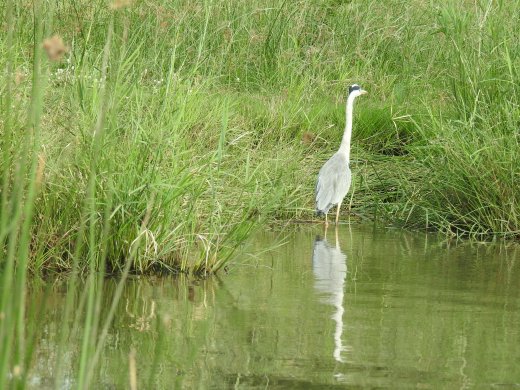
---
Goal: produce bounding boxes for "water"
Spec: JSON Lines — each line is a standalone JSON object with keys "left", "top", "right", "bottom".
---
{"left": 28, "top": 224, "right": 520, "bottom": 388}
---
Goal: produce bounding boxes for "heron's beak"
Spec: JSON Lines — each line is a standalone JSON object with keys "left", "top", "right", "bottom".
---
{"left": 360, "top": 90, "right": 368, "bottom": 95}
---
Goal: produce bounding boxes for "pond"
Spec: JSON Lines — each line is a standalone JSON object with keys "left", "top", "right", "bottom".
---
{"left": 28, "top": 224, "right": 520, "bottom": 388}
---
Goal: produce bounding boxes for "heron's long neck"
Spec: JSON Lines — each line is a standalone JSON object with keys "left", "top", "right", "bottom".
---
{"left": 338, "top": 95, "right": 356, "bottom": 161}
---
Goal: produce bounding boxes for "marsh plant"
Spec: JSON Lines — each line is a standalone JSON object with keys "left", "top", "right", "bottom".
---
{"left": 1, "top": 0, "right": 519, "bottom": 387}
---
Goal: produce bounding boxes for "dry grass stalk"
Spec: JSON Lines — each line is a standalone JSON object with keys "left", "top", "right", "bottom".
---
{"left": 12, "top": 365, "right": 22, "bottom": 378}
{"left": 42, "top": 35, "right": 68, "bottom": 62}
{"left": 15, "top": 70, "right": 25, "bottom": 85}
{"left": 110, "top": 0, "right": 132, "bottom": 10}
{"left": 302, "top": 132, "right": 316, "bottom": 145}
{"left": 35, "top": 153, "right": 46, "bottom": 188}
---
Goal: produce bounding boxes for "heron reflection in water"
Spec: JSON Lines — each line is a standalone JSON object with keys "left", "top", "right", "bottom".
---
{"left": 312, "top": 229, "right": 347, "bottom": 363}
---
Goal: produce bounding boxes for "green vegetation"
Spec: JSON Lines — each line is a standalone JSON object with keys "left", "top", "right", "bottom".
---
{"left": 1, "top": 0, "right": 519, "bottom": 386}
{"left": 1, "top": 0, "right": 519, "bottom": 278}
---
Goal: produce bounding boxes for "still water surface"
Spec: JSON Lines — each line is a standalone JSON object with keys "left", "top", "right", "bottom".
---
{"left": 30, "top": 224, "right": 520, "bottom": 388}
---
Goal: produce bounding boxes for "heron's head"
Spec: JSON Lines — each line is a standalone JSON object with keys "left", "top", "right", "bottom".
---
{"left": 348, "top": 84, "right": 368, "bottom": 98}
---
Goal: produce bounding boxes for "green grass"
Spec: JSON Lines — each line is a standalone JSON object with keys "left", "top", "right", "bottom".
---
{"left": 1, "top": 0, "right": 518, "bottom": 279}
{"left": 0, "top": 0, "right": 518, "bottom": 275}
{"left": 1, "top": 0, "right": 520, "bottom": 387}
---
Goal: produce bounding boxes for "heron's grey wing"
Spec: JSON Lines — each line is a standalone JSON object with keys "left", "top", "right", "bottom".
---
{"left": 315, "top": 154, "right": 351, "bottom": 214}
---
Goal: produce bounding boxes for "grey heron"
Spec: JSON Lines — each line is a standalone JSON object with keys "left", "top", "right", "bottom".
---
{"left": 315, "top": 84, "right": 367, "bottom": 226}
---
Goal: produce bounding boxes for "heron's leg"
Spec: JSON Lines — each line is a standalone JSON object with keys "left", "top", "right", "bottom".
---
{"left": 325, "top": 213, "right": 329, "bottom": 228}
{"left": 335, "top": 201, "right": 342, "bottom": 225}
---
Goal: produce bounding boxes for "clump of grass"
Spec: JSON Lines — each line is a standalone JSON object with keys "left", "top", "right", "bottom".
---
{"left": 395, "top": 1, "right": 520, "bottom": 238}
{"left": 1, "top": 0, "right": 518, "bottom": 279}
{"left": 2, "top": 0, "right": 520, "bottom": 387}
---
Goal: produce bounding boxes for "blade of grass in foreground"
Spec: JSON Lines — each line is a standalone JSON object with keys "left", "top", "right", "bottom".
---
{"left": 0, "top": 0, "right": 49, "bottom": 387}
